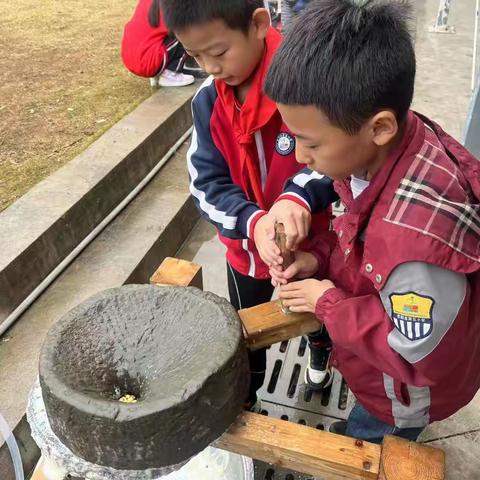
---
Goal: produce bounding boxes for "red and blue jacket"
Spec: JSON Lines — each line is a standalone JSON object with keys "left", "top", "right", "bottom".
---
{"left": 188, "top": 75, "right": 337, "bottom": 278}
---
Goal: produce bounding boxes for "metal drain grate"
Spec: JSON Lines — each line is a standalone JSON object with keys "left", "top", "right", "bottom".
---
{"left": 254, "top": 337, "right": 355, "bottom": 480}
{"left": 259, "top": 337, "right": 354, "bottom": 418}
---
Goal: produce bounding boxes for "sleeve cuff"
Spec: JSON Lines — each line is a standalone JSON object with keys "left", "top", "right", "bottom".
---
{"left": 315, "top": 288, "right": 349, "bottom": 323}
{"left": 276, "top": 193, "right": 312, "bottom": 212}
{"left": 247, "top": 210, "right": 268, "bottom": 239}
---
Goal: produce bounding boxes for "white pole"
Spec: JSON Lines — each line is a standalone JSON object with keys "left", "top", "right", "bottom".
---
{"left": 473, "top": 0, "right": 480, "bottom": 91}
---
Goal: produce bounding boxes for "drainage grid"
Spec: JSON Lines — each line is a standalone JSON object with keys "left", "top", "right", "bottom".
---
{"left": 254, "top": 336, "right": 355, "bottom": 480}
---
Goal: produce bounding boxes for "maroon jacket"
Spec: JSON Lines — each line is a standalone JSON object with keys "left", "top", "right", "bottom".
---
{"left": 313, "top": 111, "right": 480, "bottom": 427}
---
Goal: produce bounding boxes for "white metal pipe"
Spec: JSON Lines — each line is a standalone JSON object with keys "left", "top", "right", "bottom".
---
{"left": 473, "top": 0, "right": 480, "bottom": 91}
{"left": 0, "top": 127, "right": 193, "bottom": 338}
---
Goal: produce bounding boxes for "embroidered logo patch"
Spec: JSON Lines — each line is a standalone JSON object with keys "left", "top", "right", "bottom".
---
{"left": 275, "top": 132, "right": 295, "bottom": 156}
{"left": 390, "top": 292, "right": 434, "bottom": 341}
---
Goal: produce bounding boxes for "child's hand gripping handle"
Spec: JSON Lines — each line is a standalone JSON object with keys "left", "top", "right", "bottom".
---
{"left": 275, "top": 223, "right": 295, "bottom": 314}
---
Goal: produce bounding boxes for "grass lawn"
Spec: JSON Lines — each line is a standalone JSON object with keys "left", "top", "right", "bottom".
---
{"left": 0, "top": 0, "right": 152, "bottom": 211}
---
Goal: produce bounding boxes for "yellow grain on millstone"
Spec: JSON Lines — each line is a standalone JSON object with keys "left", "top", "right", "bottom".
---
{"left": 119, "top": 394, "right": 137, "bottom": 404}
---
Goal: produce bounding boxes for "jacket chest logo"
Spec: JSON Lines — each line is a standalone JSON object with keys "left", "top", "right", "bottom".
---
{"left": 389, "top": 292, "right": 434, "bottom": 341}
{"left": 275, "top": 132, "right": 295, "bottom": 156}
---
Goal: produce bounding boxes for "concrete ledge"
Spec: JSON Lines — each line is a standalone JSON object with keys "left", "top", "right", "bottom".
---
{"left": 0, "top": 142, "right": 200, "bottom": 478}
{"left": 0, "top": 85, "right": 196, "bottom": 324}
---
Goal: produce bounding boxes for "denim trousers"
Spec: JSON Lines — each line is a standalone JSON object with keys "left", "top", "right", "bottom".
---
{"left": 346, "top": 403, "right": 425, "bottom": 445}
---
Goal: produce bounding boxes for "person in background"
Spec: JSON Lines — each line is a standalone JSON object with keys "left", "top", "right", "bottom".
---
{"left": 121, "top": 0, "right": 196, "bottom": 87}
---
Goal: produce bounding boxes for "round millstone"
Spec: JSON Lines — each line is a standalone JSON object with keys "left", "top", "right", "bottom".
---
{"left": 39, "top": 285, "right": 249, "bottom": 471}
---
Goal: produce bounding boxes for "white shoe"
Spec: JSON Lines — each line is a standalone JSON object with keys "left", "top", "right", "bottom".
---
{"left": 304, "top": 351, "right": 333, "bottom": 391}
{"left": 159, "top": 70, "right": 195, "bottom": 87}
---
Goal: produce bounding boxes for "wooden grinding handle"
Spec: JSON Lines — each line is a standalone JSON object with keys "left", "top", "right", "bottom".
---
{"left": 274, "top": 223, "right": 295, "bottom": 315}
{"left": 274, "top": 222, "right": 295, "bottom": 271}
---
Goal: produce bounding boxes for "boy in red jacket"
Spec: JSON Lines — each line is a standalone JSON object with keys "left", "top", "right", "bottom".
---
{"left": 161, "top": 0, "right": 338, "bottom": 408}
{"left": 121, "top": 0, "right": 195, "bottom": 87}
{"left": 263, "top": 0, "right": 480, "bottom": 443}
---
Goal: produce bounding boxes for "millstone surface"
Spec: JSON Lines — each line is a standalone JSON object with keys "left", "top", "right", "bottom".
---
{"left": 39, "top": 285, "right": 249, "bottom": 470}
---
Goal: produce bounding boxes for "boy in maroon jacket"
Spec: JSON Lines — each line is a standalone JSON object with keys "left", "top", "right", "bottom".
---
{"left": 263, "top": 0, "right": 480, "bottom": 443}
{"left": 161, "top": 0, "right": 337, "bottom": 409}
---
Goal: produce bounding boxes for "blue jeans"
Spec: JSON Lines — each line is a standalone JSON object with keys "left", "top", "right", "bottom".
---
{"left": 346, "top": 403, "right": 425, "bottom": 445}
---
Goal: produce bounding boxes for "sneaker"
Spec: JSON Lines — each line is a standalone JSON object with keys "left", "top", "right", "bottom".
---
{"left": 304, "top": 351, "right": 333, "bottom": 391}
{"left": 329, "top": 420, "right": 348, "bottom": 436}
{"left": 159, "top": 70, "right": 195, "bottom": 87}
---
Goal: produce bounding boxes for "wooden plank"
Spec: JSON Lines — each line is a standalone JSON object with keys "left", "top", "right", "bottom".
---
{"left": 215, "top": 411, "right": 381, "bottom": 480}
{"left": 239, "top": 299, "right": 321, "bottom": 350}
{"left": 31, "top": 469, "right": 48, "bottom": 480}
{"left": 150, "top": 257, "right": 203, "bottom": 289}
{"left": 31, "top": 457, "right": 49, "bottom": 480}
{"left": 31, "top": 456, "right": 67, "bottom": 480}
{"left": 379, "top": 435, "right": 445, "bottom": 480}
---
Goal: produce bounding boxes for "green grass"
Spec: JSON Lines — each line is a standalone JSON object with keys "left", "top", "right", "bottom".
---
{"left": 0, "top": 0, "right": 153, "bottom": 211}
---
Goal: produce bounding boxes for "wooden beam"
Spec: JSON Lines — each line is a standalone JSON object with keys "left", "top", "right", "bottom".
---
{"left": 31, "top": 466, "right": 48, "bottom": 480}
{"left": 150, "top": 257, "right": 203, "bottom": 290}
{"left": 30, "top": 457, "right": 65, "bottom": 480}
{"left": 239, "top": 300, "right": 321, "bottom": 350}
{"left": 216, "top": 411, "right": 381, "bottom": 480}
{"left": 379, "top": 435, "right": 445, "bottom": 480}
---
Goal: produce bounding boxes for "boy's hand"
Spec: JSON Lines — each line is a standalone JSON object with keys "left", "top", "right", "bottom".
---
{"left": 268, "top": 200, "right": 311, "bottom": 251}
{"left": 279, "top": 279, "right": 335, "bottom": 313}
{"left": 254, "top": 215, "right": 283, "bottom": 266}
{"left": 269, "top": 251, "right": 319, "bottom": 287}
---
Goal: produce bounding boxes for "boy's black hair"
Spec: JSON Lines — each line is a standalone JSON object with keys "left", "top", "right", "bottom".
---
{"left": 148, "top": 0, "right": 161, "bottom": 28}
{"left": 161, "top": 0, "right": 266, "bottom": 33}
{"left": 265, "top": 0, "right": 416, "bottom": 134}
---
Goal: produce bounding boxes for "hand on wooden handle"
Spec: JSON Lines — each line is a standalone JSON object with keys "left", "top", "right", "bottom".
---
{"left": 275, "top": 223, "right": 295, "bottom": 315}
{"left": 275, "top": 222, "right": 295, "bottom": 272}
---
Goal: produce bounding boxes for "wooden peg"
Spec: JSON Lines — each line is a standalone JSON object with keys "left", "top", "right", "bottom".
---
{"left": 274, "top": 222, "right": 295, "bottom": 270}
{"left": 274, "top": 222, "right": 295, "bottom": 314}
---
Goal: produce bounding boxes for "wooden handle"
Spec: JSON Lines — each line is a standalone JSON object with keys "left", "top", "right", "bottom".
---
{"left": 274, "top": 223, "right": 295, "bottom": 271}
{"left": 274, "top": 223, "right": 296, "bottom": 314}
